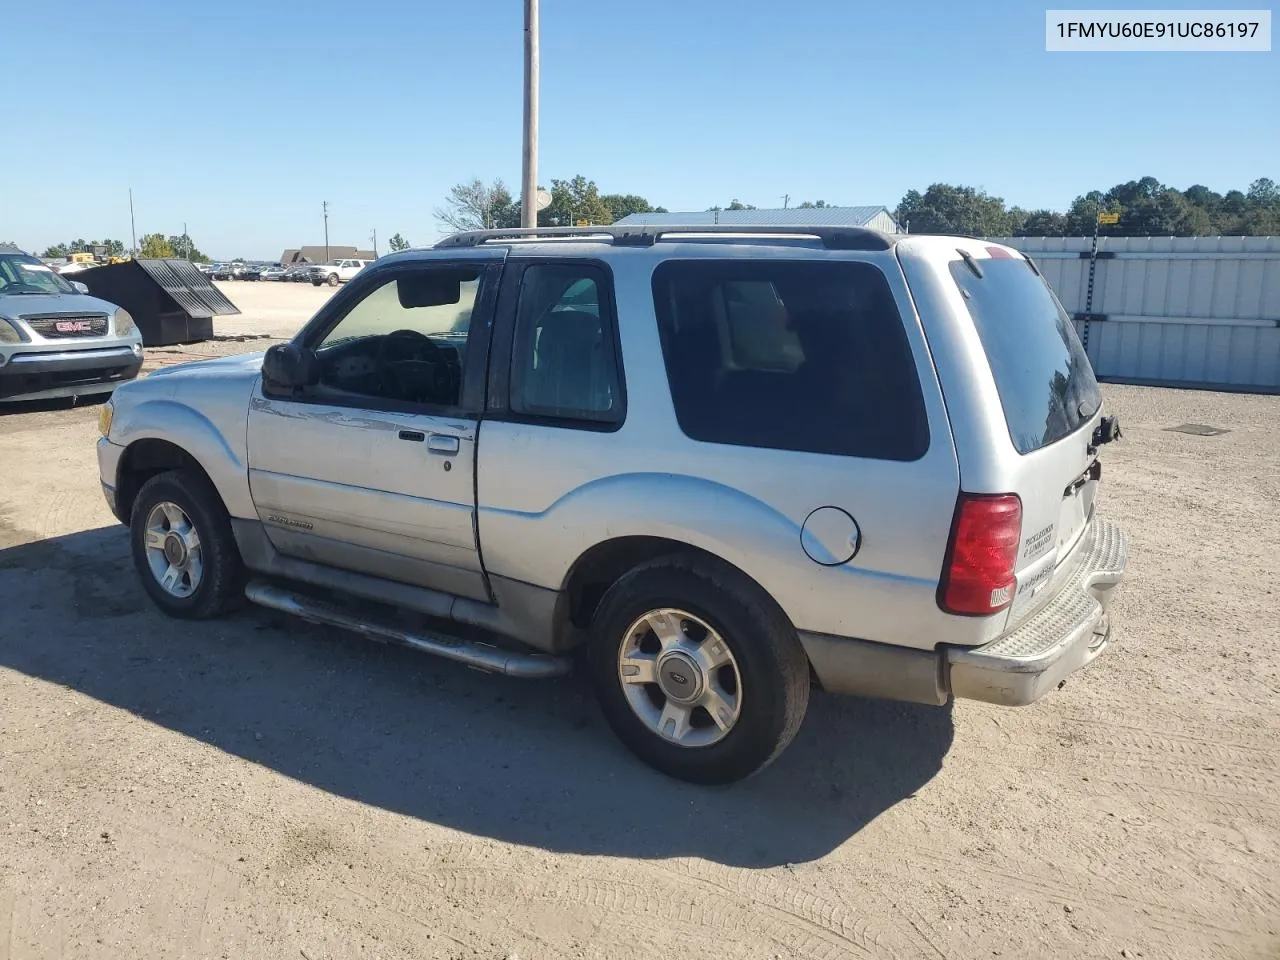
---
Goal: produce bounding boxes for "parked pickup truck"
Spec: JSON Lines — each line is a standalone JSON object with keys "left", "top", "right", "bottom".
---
{"left": 308, "top": 258, "right": 372, "bottom": 286}
{"left": 96, "top": 225, "right": 1127, "bottom": 784}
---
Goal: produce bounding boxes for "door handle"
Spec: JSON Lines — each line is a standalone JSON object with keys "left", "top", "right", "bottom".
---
{"left": 427, "top": 434, "right": 460, "bottom": 456}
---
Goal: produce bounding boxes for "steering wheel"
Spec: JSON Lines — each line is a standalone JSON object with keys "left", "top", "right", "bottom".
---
{"left": 376, "top": 329, "right": 447, "bottom": 402}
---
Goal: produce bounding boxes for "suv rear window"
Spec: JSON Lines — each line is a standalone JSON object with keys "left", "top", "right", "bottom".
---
{"left": 652, "top": 259, "right": 928, "bottom": 461}
{"left": 950, "top": 256, "right": 1102, "bottom": 455}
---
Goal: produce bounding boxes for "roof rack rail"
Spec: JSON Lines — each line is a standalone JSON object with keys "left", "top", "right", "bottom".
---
{"left": 433, "top": 224, "right": 894, "bottom": 252}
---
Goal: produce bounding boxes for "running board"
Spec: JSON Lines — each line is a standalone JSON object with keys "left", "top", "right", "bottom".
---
{"left": 244, "top": 581, "right": 572, "bottom": 680}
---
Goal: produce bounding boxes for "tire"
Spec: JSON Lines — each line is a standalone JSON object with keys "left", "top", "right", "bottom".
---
{"left": 130, "top": 468, "right": 244, "bottom": 620}
{"left": 327, "top": 273, "right": 339, "bottom": 287}
{"left": 587, "top": 554, "right": 810, "bottom": 784}
{"left": 312, "top": 279, "right": 322, "bottom": 286}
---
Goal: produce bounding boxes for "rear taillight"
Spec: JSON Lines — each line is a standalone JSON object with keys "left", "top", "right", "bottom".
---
{"left": 939, "top": 493, "right": 1023, "bottom": 616}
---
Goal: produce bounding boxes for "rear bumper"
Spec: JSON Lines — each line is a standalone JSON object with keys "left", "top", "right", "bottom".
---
{"left": 947, "top": 517, "right": 1127, "bottom": 705}
{"left": 800, "top": 517, "right": 1128, "bottom": 707}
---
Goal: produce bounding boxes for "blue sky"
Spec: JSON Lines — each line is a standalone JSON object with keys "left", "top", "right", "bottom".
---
{"left": 3, "top": 0, "right": 1274, "bottom": 259}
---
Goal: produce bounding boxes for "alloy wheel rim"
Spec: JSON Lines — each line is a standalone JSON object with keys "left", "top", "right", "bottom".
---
{"left": 143, "top": 501, "right": 203, "bottom": 599}
{"left": 617, "top": 608, "right": 743, "bottom": 748}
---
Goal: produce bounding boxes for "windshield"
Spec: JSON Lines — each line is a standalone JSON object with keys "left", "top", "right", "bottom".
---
{"left": 0, "top": 253, "right": 76, "bottom": 296}
{"left": 950, "top": 255, "right": 1102, "bottom": 455}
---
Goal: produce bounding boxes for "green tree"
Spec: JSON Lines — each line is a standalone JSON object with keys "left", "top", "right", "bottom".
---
{"left": 388, "top": 233, "right": 411, "bottom": 252}
{"left": 166, "top": 233, "right": 209, "bottom": 262}
{"left": 435, "top": 178, "right": 520, "bottom": 232}
{"left": 895, "top": 184, "right": 1018, "bottom": 236}
{"left": 726, "top": 199, "right": 756, "bottom": 211}
{"left": 540, "top": 175, "right": 613, "bottom": 226}
{"left": 42, "top": 238, "right": 125, "bottom": 258}
{"left": 796, "top": 200, "right": 828, "bottom": 209}
{"left": 138, "top": 233, "right": 175, "bottom": 259}
{"left": 1246, "top": 177, "right": 1279, "bottom": 205}
{"left": 1015, "top": 209, "right": 1069, "bottom": 236}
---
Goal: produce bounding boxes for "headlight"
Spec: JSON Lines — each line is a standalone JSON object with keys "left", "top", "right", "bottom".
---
{"left": 0, "top": 318, "right": 26, "bottom": 344}
{"left": 98, "top": 399, "right": 114, "bottom": 438}
{"left": 114, "top": 309, "right": 137, "bottom": 337}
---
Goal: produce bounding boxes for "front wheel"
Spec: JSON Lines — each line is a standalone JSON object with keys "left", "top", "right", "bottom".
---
{"left": 130, "top": 468, "right": 244, "bottom": 619}
{"left": 327, "top": 273, "right": 339, "bottom": 287}
{"left": 588, "top": 555, "right": 810, "bottom": 784}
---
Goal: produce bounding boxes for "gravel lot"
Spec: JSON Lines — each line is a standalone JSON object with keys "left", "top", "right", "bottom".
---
{"left": 1, "top": 283, "right": 1277, "bottom": 959}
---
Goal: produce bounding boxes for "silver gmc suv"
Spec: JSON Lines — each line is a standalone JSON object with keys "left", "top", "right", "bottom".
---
{"left": 96, "top": 225, "right": 1127, "bottom": 784}
{"left": 1, "top": 248, "right": 144, "bottom": 403}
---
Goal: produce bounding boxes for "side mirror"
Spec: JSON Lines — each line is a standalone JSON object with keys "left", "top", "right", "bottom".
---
{"left": 71, "top": 281, "right": 90, "bottom": 294}
{"left": 262, "top": 343, "right": 320, "bottom": 389}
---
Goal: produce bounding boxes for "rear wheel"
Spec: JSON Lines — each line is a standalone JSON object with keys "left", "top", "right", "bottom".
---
{"left": 327, "top": 273, "right": 339, "bottom": 287}
{"left": 130, "top": 469, "right": 243, "bottom": 620}
{"left": 587, "top": 555, "right": 810, "bottom": 784}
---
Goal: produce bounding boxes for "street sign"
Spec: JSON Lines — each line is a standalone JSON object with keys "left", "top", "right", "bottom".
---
{"left": 535, "top": 188, "right": 552, "bottom": 212}
{"left": 1097, "top": 212, "right": 1120, "bottom": 225}
{"left": 576, "top": 219, "right": 590, "bottom": 227}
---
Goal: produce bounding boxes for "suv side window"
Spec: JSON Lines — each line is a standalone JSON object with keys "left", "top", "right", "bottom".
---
{"left": 293, "top": 266, "right": 483, "bottom": 410}
{"left": 652, "top": 259, "right": 928, "bottom": 460}
{"left": 508, "top": 263, "right": 624, "bottom": 427}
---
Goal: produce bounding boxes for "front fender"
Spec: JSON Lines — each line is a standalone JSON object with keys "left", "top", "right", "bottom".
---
{"left": 111, "top": 398, "right": 254, "bottom": 519}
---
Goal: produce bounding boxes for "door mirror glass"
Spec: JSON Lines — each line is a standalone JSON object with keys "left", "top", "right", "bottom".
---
{"left": 263, "top": 342, "right": 320, "bottom": 388}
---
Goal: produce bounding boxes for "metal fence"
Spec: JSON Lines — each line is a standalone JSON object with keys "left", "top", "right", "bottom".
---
{"left": 990, "top": 236, "right": 1280, "bottom": 393}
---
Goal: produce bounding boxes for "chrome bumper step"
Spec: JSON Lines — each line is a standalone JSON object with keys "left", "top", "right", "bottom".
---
{"left": 947, "top": 518, "right": 1128, "bottom": 705}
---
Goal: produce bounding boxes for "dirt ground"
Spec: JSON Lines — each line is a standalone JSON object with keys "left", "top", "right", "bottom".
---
{"left": 1, "top": 283, "right": 1277, "bottom": 959}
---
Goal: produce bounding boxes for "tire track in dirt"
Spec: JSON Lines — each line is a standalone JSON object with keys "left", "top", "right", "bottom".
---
{"left": 906, "top": 846, "right": 1255, "bottom": 941}
{"left": 1060, "top": 717, "right": 1280, "bottom": 767}
{"left": 342, "top": 839, "right": 931, "bottom": 959}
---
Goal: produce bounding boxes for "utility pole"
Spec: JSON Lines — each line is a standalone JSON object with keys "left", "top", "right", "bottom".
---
{"left": 520, "top": 0, "right": 539, "bottom": 228}
{"left": 323, "top": 201, "right": 330, "bottom": 262}
{"left": 128, "top": 188, "right": 138, "bottom": 255}
{"left": 371, "top": 228, "right": 377, "bottom": 258}
{"left": 182, "top": 221, "right": 189, "bottom": 259}
{"left": 781, "top": 194, "right": 790, "bottom": 209}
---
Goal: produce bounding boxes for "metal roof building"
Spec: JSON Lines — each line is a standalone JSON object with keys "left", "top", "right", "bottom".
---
{"left": 615, "top": 205, "right": 900, "bottom": 232}
{"left": 280, "top": 246, "right": 377, "bottom": 265}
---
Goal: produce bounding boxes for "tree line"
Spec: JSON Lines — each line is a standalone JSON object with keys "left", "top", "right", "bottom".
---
{"left": 423, "top": 173, "right": 1278, "bottom": 243}
{"left": 39, "top": 234, "right": 210, "bottom": 262}
{"left": 432, "top": 175, "right": 668, "bottom": 234}
{"left": 24, "top": 172, "right": 1276, "bottom": 265}
{"left": 896, "top": 177, "right": 1279, "bottom": 237}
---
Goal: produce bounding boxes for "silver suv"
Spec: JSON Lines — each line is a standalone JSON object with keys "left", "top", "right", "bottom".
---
{"left": 96, "top": 226, "right": 1127, "bottom": 784}
{"left": 1, "top": 248, "right": 143, "bottom": 403}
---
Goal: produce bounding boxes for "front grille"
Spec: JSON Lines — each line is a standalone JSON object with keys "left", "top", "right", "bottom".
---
{"left": 22, "top": 314, "right": 109, "bottom": 339}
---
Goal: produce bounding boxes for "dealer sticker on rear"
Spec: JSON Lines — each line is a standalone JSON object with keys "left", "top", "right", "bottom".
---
{"left": 1022, "top": 523, "right": 1055, "bottom": 562}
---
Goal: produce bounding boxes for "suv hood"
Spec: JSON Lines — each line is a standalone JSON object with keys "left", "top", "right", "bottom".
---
{"left": 146, "top": 350, "right": 267, "bottom": 380}
{"left": 0, "top": 291, "right": 121, "bottom": 320}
